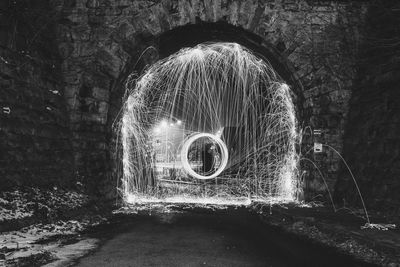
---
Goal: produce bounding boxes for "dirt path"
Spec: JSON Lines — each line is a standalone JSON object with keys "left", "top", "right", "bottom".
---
{"left": 73, "top": 208, "right": 375, "bottom": 267}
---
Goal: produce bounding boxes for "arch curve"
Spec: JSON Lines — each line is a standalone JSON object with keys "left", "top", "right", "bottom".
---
{"left": 109, "top": 22, "right": 307, "bottom": 202}
{"left": 109, "top": 22, "right": 306, "bottom": 130}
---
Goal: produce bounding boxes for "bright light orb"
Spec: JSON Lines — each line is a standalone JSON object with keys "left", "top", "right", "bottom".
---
{"left": 160, "top": 120, "right": 168, "bottom": 127}
{"left": 181, "top": 133, "right": 229, "bottom": 180}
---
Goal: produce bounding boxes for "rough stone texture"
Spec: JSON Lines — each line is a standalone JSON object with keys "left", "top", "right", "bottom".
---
{"left": 335, "top": 2, "right": 400, "bottom": 216}
{"left": 56, "top": 0, "right": 368, "bottom": 198}
{"left": 0, "top": 1, "right": 74, "bottom": 189}
{"left": 1, "top": 0, "right": 381, "bottom": 206}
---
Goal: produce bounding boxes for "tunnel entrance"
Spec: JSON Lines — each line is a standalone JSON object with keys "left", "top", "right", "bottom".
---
{"left": 121, "top": 42, "right": 300, "bottom": 204}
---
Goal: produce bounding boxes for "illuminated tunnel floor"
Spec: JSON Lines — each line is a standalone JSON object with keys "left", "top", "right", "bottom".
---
{"left": 74, "top": 208, "right": 375, "bottom": 267}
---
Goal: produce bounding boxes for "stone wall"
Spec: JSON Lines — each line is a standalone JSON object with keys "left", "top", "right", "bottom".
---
{"left": 0, "top": 1, "right": 74, "bottom": 189}
{"left": 335, "top": 1, "right": 400, "bottom": 215}
{"left": 2, "top": 0, "right": 398, "bottom": 216}
{"left": 1, "top": 0, "right": 376, "bottom": 204}
{"left": 57, "top": 0, "right": 368, "bottom": 198}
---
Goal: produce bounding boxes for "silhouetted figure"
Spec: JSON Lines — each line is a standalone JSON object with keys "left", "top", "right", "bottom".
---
{"left": 201, "top": 144, "right": 214, "bottom": 174}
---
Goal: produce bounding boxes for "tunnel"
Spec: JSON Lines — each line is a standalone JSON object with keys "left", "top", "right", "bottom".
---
{"left": 0, "top": 0, "right": 399, "bottom": 266}
{"left": 119, "top": 36, "right": 302, "bottom": 205}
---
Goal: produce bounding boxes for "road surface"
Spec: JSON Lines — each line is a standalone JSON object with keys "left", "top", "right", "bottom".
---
{"left": 74, "top": 208, "right": 375, "bottom": 267}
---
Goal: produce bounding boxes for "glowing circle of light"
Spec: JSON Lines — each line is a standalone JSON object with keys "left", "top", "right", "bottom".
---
{"left": 181, "top": 133, "right": 229, "bottom": 180}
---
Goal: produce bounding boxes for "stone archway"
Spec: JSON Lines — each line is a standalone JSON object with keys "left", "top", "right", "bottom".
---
{"left": 108, "top": 22, "right": 305, "bottom": 128}
{"left": 58, "top": 1, "right": 365, "bottom": 200}
{"left": 110, "top": 25, "right": 306, "bottom": 203}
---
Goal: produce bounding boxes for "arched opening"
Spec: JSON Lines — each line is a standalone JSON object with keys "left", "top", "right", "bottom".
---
{"left": 120, "top": 41, "right": 301, "bottom": 204}
{"left": 156, "top": 22, "right": 302, "bottom": 97}
{"left": 105, "top": 22, "right": 307, "bottom": 204}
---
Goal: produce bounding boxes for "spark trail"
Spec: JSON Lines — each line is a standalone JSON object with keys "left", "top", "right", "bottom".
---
{"left": 121, "top": 42, "right": 300, "bottom": 204}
